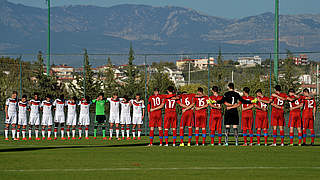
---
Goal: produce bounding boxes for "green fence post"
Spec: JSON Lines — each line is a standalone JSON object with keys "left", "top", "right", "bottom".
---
{"left": 83, "top": 50, "right": 86, "bottom": 98}
{"left": 274, "top": 0, "right": 279, "bottom": 83}
{"left": 144, "top": 55, "right": 148, "bottom": 136}
{"left": 19, "top": 56, "right": 22, "bottom": 99}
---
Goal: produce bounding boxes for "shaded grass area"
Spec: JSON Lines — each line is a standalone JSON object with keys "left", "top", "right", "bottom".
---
{"left": 0, "top": 137, "right": 320, "bottom": 180}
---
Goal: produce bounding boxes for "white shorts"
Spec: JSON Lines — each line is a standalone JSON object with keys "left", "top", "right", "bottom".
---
{"left": 132, "top": 116, "right": 143, "bottom": 125}
{"left": 67, "top": 114, "right": 77, "bottom": 126}
{"left": 120, "top": 114, "right": 131, "bottom": 125}
{"left": 42, "top": 115, "right": 53, "bottom": 126}
{"left": 18, "top": 116, "right": 28, "bottom": 126}
{"left": 54, "top": 114, "right": 65, "bottom": 123}
{"left": 29, "top": 114, "right": 40, "bottom": 126}
{"left": 109, "top": 114, "right": 120, "bottom": 124}
{"left": 5, "top": 113, "right": 17, "bottom": 124}
{"left": 78, "top": 114, "right": 90, "bottom": 126}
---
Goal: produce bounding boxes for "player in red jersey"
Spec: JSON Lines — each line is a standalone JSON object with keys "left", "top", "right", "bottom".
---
{"left": 192, "top": 87, "right": 209, "bottom": 146}
{"left": 178, "top": 92, "right": 195, "bottom": 147}
{"left": 270, "top": 85, "right": 288, "bottom": 146}
{"left": 255, "top": 89, "right": 270, "bottom": 146}
{"left": 301, "top": 88, "right": 316, "bottom": 146}
{"left": 151, "top": 86, "right": 182, "bottom": 146}
{"left": 240, "top": 87, "right": 255, "bottom": 146}
{"left": 287, "top": 88, "right": 303, "bottom": 146}
{"left": 208, "top": 86, "right": 223, "bottom": 146}
{"left": 147, "top": 88, "right": 164, "bottom": 146}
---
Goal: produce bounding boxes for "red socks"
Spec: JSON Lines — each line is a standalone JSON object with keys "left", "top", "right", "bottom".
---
{"left": 311, "top": 129, "right": 315, "bottom": 143}
{"left": 202, "top": 130, "right": 206, "bottom": 145}
{"left": 164, "top": 130, "right": 169, "bottom": 145}
{"left": 159, "top": 130, "right": 163, "bottom": 145}
{"left": 256, "top": 129, "right": 261, "bottom": 144}
{"left": 150, "top": 130, "right": 154, "bottom": 144}
{"left": 264, "top": 129, "right": 268, "bottom": 145}
{"left": 195, "top": 129, "right": 199, "bottom": 144}
{"left": 298, "top": 133, "right": 302, "bottom": 144}
{"left": 273, "top": 130, "right": 277, "bottom": 144}
{"left": 180, "top": 128, "right": 184, "bottom": 144}
{"left": 280, "top": 130, "right": 284, "bottom": 144}
{"left": 188, "top": 128, "right": 192, "bottom": 143}
{"left": 210, "top": 132, "right": 215, "bottom": 145}
{"left": 173, "top": 129, "right": 177, "bottom": 145}
{"left": 289, "top": 132, "right": 294, "bottom": 144}
{"left": 303, "top": 129, "right": 307, "bottom": 144}
{"left": 249, "top": 130, "right": 253, "bottom": 144}
{"left": 218, "top": 130, "right": 222, "bottom": 144}
{"left": 243, "top": 130, "right": 248, "bottom": 144}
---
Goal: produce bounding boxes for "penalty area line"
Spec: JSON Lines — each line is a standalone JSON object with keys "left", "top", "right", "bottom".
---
{"left": 2, "top": 167, "right": 320, "bottom": 172}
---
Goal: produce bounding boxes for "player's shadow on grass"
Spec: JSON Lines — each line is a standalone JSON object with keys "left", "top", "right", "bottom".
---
{"left": 0, "top": 143, "right": 152, "bottom": 152}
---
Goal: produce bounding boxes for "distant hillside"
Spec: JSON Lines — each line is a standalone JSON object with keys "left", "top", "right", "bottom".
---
{"left": 1, "top": 0, "right": 320, "bottom": 59}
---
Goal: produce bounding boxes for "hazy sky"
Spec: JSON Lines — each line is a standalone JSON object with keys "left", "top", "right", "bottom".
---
{"left": 8, "top": 0, "right": 320, "bottom": 18}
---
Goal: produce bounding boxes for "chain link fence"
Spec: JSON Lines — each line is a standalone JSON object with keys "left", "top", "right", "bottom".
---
{"left": 1, "top": 51, "right": 320, "bottom": 137}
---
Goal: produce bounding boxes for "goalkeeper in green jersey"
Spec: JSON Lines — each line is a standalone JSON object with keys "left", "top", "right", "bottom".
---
{"left": 92, "top": 93, "right": 108, "bottom": 139}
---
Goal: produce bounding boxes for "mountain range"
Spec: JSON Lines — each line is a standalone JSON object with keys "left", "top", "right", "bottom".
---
{"left": 1, "top": 0, "right": 320, "bottom": 61}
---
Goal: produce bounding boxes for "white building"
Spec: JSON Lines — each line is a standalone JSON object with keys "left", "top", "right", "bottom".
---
{"left": 51, "top": 64, "right": 74, "bottom": 80}
{"left": 164, "top": 67, "right": 186, "bottom": 86}
{"left": 176, "top": 57, "right": 215, "bottom": 70}
{"left": 237, "top": 56, "right": 262, "bottom": 67}
{"left": 299, "top": 74, "right": 312, "bottom": 84}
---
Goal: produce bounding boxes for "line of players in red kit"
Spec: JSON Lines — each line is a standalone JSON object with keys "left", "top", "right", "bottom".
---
{"left": 147, "top": 85, "right": 316, "bottom": 147}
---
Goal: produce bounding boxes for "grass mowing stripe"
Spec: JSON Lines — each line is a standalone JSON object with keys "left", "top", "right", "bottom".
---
{"left": 2, "top": 167, "right": 320, "bottom": 172}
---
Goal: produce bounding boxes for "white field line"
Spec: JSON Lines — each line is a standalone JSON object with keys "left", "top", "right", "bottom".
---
{"left": 1, "top": 167, "right": 320, "bottom": 172}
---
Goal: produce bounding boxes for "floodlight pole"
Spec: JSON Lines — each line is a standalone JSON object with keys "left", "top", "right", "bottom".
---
{"left": 274, "top": 0, "right": 279, "bottom": 82}
{"left": 47, "top": 0, "right": 51, "bottom": 76}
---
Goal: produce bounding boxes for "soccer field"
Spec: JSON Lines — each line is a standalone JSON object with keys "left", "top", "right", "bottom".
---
{"left": 1, "top": 99, "right": 319, "bottom": 180}
{"left": 0, "top": 137, "right": 320, "bottom": 180}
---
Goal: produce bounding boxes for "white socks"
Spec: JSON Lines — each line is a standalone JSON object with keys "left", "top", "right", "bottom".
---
{"left": 116, "top": 129, "right": 119, "bottom": 138}
{"left": 109, "top": 129, "right": 113, "bottom": 138}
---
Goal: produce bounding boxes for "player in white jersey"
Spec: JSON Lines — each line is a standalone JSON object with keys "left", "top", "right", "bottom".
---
{"left": 28, "top": 93, "right": 41, "bottom": 140}
{"left": 4, "top": 91, "right": 18, "bottom": 140}
{"left": 17, "top": 95, "right": 28, "bottom": 140}
{"left": 78, "top": 96, "right": 91, "bottom": 139}
{"left": 53, "top": 95, "right": 66, "bottom": 140}
{"left": 107, "top": 93, "right": 122, "bottom": 140}
{"left": 130, "top": 93, "right": 145, "bottom": 140}
{"left": 41, "top": 95, "right": 53, "bottom": 140}
{"left": 120, "top": 96, "right": 131, "bottom": 140}
{"left": 66, "top": 96, "right": 77, "bottom": 139}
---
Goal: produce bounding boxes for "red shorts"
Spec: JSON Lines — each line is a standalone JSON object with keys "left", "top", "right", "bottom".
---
{"left": 288, "top": 111, "right": 302, "bottom": 128}
{"left": 195, "top": 111, "right": 207, "bottom": 128}
{"left": 271, "top": 110, "right": 285, "bottom": 126}
{"left": 302, "top": 115, "right": 314, "bottom": 129}
{"left": 164, "top": 111, "right": 177, "bottom": 129}
{"left": 241, "top": 112, "right": 253, "bottom": 130}
{"left": 149, "top": 111, "right": 162, "bottom": 128}
{"left": 255, "top": 111, "right": 269, "bottom": 129}
{"left": 209, "top": 111, "right": 222, "bottom": 132}
{"left": 180, "top": 110, "right": 193, "bottom": 128}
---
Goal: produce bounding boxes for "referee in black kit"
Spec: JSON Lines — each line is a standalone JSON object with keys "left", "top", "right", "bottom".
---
{"left": 216, "top": 83, "right": 254, "bottom": 146}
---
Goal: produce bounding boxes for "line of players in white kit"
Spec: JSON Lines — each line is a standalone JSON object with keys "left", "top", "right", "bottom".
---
{"left": 4, "top": 91, "right": 145, "bottom": 141}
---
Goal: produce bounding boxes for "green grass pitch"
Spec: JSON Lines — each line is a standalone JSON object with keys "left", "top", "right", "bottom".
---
{"left": 0, "top": 137, "right": 320, "bottom": 180}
